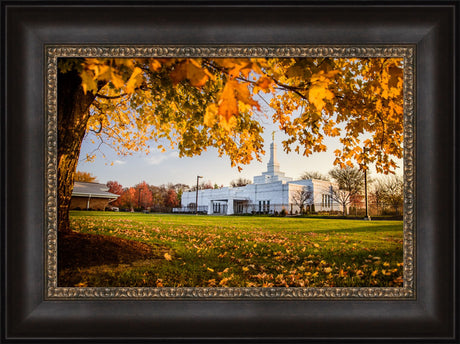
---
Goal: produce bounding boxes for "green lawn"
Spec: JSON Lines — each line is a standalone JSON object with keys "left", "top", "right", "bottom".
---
{"left": 61, "top": 211, "right": 404, "bottom": 288}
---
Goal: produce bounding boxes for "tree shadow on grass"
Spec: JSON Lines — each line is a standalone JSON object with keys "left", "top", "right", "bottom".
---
{"left": 58, "top": 231, "right": 168, "bottom": 271}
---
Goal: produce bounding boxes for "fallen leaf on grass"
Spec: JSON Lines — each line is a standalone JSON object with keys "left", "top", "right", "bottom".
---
{"left": 393, "top": 276, "right": 403, "bottom": 284}
{"left": 74, "top": 282, "right": 88, "bottom": 287}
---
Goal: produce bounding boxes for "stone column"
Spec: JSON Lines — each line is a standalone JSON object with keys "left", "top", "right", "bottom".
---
{"left": 208, "top": 201, "right": 214, "bottom": 215}
{"left": 227, "top": 199, "right": 234, "bottom": 215}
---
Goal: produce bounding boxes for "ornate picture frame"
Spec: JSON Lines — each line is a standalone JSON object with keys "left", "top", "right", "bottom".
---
{"left": 46, "top": 45, "right": 415, "bottom": 300}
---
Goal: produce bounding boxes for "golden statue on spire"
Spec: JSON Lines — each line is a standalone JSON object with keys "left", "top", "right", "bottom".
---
{"left": 272, "top": 131, "right": 275, "bottom": 141}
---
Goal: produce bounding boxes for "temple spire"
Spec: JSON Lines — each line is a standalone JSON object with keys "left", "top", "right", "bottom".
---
{"left": 252, "top": 131, "right": 292, "bottom": 184}
{"left": 267, "top": 132, "right": 279, "bottom": 172}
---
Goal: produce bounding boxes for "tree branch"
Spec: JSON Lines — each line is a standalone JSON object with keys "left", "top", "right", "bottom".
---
{"left": 96, "top": 92, "right": 129, "bottom": 99}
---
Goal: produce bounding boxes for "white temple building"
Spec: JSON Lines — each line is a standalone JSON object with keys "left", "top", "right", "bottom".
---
{"left": 179, "top": 135, "right": 341, "bottom": 215}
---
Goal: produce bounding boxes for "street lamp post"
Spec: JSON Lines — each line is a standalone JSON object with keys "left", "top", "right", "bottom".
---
{"left": 195, "top": 175, "right": 203, "bottom": 215}
{"left": 363, "top": 168, "right": 371, "bottom": 220}
{"left": 362, "top": 146, "right": 371, "bottom": 221}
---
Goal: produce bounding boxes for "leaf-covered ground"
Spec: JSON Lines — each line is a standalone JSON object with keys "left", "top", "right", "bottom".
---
{"left": 59, "top": 211, "right": 404, "bottom": 288}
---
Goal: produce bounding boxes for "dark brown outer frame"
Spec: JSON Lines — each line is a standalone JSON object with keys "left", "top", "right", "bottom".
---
{"left": 2, "top": 1, "right": 457, "bottom": 342}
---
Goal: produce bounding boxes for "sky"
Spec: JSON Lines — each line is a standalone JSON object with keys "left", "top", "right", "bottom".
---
{"left": 76, "top": 99, "right": 403, "bottom": 189}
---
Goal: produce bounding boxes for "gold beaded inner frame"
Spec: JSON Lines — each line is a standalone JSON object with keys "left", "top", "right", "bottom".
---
{"left": 45, "top": 45, "right": 415, "bottom": 299}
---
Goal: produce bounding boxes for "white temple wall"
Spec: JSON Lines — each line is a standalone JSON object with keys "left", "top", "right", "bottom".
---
{"left": 178, "top": 137, "right": 342, "bottom": 214}
{"left": 181, "top": 181, "right": 291, "bottom": 209}
{"left": 180, "top": 179, "right": 343, "bottom": 213}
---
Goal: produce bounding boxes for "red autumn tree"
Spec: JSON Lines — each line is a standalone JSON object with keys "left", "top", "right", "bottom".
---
{"left": 118, "top": 187, "right": 136, "bottom": 210}
{"left": 164, "top": 188, "right": 179, "bottom": 208}
{"left": 106, "top": 180, "right": 123, "bottom": 207}
{"left": 134, "top": 181, "right": 153, "bottom": 209}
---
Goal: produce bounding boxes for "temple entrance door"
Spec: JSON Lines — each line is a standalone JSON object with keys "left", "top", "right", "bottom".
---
{"left": 234, "top": 201, "right": 247, "bottom": 214}
{"left": 212, "top": 202, "right": 228, "bottom": 214}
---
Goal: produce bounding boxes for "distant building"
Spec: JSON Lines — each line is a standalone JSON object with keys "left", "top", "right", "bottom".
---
{"left": 70, "top": 181, "right": 120, "bottom": 210}
{"left": 179, "top": 136, "right": 341, "bottom": 215}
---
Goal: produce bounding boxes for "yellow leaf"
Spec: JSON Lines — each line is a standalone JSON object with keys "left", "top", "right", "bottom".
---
{"left": 207, "top": 267, "right": 214, "bottom": 272}
{"left": 126, "top": 67, "right": 144, "bottom": 93}
{"left": 149, "top": 59, "right": 162, "bottom": 71}
{"left": 110, "top": 70, "right": 125, "bottom": 89}
{"left": 74, "top": 282, "right": 88, "bottom": 287}
{"left": 393, "top": 276, "right": 403, "bottom": 284}
{"left": 313, "top": 243, "right": 320, "bottom": 248}
{"left": 215, "top": 58, "right": 253, "bottom": 78}
{"left": 207, "top": 279, "right": 217, "bottom": 286}
{"left": 157, "top": 58, "right": 177, "bottom": 67}
{"left": 388, "top": 65, "right": 403, "bottom": 89}
{"left": 204, "top": 104, "right": 218, "bottom": 126}
{"left": 87, "top": 63, "right": 110, "bottom": 81}
{"left": 169, "top": 60, "right": 211, "bottom": 87}
{"left": 80, "top": 70, "right": 97, "bottom": 94}
{"left": 219, "top": 277, "right": 231, "bottom": 286}
{"left": 233, "top": 81, "right": 260, "bottom": 110}
{"left": 113, "top": 58, "right": 134, "bottom": 69}
{"left": 164, "top": 253, "right": 172, "bottom": 261}
{"left": 308, "top": 84, "right": 334, "bottom": 110}
{"left": 307, "top": 70, "right": 338, "bottom": 110}
{"left": 217, "top": 80, "right": 239, "bottom": 129}
{"left": 255, "top": 76, "right": 272, "bottom": 90}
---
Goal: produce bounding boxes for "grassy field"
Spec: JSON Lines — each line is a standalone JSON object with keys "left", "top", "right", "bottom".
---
{"left": 60, "top": 211, "right": 404, "bottom": 288}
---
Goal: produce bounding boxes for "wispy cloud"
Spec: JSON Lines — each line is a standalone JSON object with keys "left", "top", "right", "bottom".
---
{"left": 144, "top": 152, "right": 179, "bottom": 165}
{"left": 145, "top": 155, "right": 168, "bottom": 165}
{"left": 114, "top": 160, "right": 127, "bottom": 165}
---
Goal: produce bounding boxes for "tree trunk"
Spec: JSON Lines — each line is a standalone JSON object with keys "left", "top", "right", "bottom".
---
{"left": 57, "top": 69, "right": 96, "bottom": 233}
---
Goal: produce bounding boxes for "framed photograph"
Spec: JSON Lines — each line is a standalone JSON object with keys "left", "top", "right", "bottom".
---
{"left": 52, "top": 51, "right": 412, "bottom": 297}
{"left": 2, "top": 1, "right": 457, "bottom": 342}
